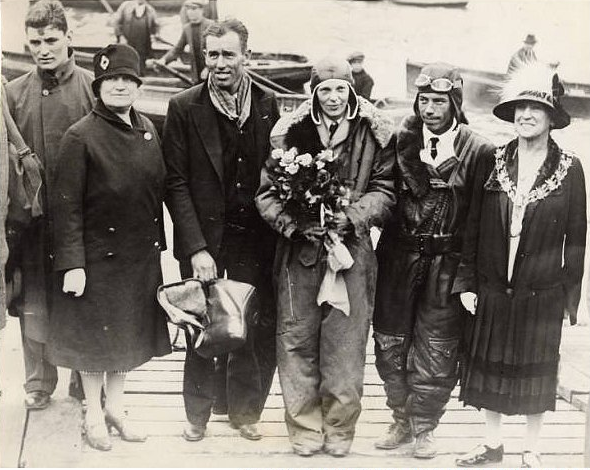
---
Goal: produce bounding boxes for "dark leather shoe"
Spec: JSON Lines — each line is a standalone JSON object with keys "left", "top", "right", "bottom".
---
{"left": 24, "top": 391, "right": 50, "bottom": 410}
{"left": 375, "top": 421, "right": 413, "bottom": 449}
{"left": 182, "top": 422, "right": 206, "bottom": 442}
{"left": 413, "top": 430, "right": 437, "bottom": 459}
{"left": 456, "top": 444, "right": 504, "bottom": 467}
{"left": 521, "top": 451, "right": 541, "bottom": 468}
{"left": 230, "top": 422, "right": 262, "bottom": 440}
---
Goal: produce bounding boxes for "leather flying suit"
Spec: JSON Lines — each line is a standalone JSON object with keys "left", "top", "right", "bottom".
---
{"left": 373, "top": 115, "right": 494, "bottom": 435}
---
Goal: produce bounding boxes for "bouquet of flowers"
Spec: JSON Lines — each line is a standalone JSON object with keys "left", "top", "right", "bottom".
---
{"left": 267, "top": 147, "right": 351, "bottom": 233}
{"left": 267, "top": 147, "right": 355, "bottom": 316}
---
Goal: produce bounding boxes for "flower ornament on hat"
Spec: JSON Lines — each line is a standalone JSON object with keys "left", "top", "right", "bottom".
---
{"left": 91, "top": 44, "right": 143, "bottom": 96}
{"left": 493, "top": 60, "right": 570, "bottom": 129}
{"left": 310, "top": 56, "right": 359, "bottom": 124}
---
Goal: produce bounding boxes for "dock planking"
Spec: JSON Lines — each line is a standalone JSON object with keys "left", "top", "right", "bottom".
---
{"left": 65, "top": 335, "right": 586, "bottom": 468}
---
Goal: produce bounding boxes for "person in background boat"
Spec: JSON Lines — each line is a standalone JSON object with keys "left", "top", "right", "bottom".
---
{"left": 148, "top": 0, "right": 213, "bottom": 84}
{"left": 372, "top": 63, "right": 495, "bottom": 459}
{"left": 5, "top": 0, "right": 95, "bottom": 411}
{"left": 49, "top": 44, "right": 171, "bottom": 452}
{"left": 256, "top": 57, "right": 396, "bottom": 457}
{"left": 113, "top": 0, "right": 159, "bottom": 75}
{"left": 347, "top": 51, "right": 374, "bottom": 101}
{"left": 507, "top": 33, "right": 537, "bottom": 74}
{"left": 162, "top": 18, "right": 279, "bottom": 443}
{"left": 455, "top": 62, "right": 586, "bottom": 469}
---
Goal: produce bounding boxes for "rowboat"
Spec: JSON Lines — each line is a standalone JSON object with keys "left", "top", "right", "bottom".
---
{"left": 51, "top": 0, "right": 186, "bottom": 11}
{"left": 390, "top": 0, "right": 468, "bottom": 7}
{"left": 0, "top": 48, "right": 310, "bottom": 134}
{"left": 2, "top": 48, "right": 312, "bottom": 93}
{"left": 406, "top": 60, "right": 590, "bottom": 120}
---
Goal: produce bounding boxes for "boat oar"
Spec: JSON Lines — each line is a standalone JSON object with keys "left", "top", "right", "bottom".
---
{"left": 154, "top": 36, "right": 175, "bottom": 48}
{"left": 152, "top": 61, "right": 195, "bottom": 86}
{"left": 245, "top": 68, "right": 296, "bottom": 95}
{"left": 98, "top": 0, "right": 114, "bottom": 14}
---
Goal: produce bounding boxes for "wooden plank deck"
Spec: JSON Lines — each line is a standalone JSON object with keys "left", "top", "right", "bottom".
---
{"left": 18, "top": 333, "right": 584, "bottom": 468}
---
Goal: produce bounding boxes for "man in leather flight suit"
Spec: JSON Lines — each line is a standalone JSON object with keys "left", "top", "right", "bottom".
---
{"left": 372, "top": 63, "right": 495, "bottom": 459}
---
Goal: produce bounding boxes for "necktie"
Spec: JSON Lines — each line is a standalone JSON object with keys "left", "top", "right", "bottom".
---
{"left": 430, "top": 137, "right": 439, "bottom": 160}
{"left": 329, "top": 121, "right": 339, "bottom": 139}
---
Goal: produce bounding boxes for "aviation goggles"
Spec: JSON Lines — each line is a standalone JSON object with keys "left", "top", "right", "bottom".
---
{"left": 414, "top": 74, "right": 462, "bottom": 92}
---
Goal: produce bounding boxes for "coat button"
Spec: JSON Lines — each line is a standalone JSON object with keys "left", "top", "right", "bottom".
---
{"left": 108, "top": 227, "right": 116, "bottom": 233}
{"left": 106, "top": 252, "right": 114, "bottom": 258}
{"left": 154, "top": 241, "right": 160, "bottom": 248}
{"left": 505, "top": 287, "right": 514, "bottom": 297}
{"left": 42, "top": 89, "right": 49, "bottom": 96}
{"left": 154, "top": 217, "right": 158, "bottom": 224}
{"left": 236, "top": 182, "right": 242, "bottom": 189}
{"left": 144, "top": 132, "right": 153, "bottom": 141}
{"left": 238, "top": 157, "right": 243, "bottom": 163}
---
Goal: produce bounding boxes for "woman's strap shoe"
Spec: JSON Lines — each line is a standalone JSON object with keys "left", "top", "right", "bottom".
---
{"left": 521, "top": 451, "right": 542, "bottom": 468}
{"left": 456, "top": 444, "right": 504, "bottom": 467}
{"left": 83, "top": 420, "right": 112, "bottom": 451}
{"left": 105, "top": 413, "right": 147, "bottom": 442}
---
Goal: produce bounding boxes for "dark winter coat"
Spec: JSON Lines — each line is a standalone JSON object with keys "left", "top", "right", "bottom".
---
{"left": 352, "top": 69, "right": 375, "bottom": 101}
{"left": 48, "top": 101, "right": 170, "bottom": 371}
{"left": 162, "top": 81, "right": 280, "bottom": 262}
{"left": 5, "top": 55, "right": 95, "bottom": 341}
{"left": 453, "top": 137, "right": 586, "bottom": 414}
{"left": 373, "top": 115, "right": 496, "bottom": 336}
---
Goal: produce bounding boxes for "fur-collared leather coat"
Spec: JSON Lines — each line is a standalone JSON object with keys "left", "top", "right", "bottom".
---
{"left": 256, "top": 97, "right": 396, "bottom": 321}
{"left": 373, "top": 115, "right": 495, "bottom": 335}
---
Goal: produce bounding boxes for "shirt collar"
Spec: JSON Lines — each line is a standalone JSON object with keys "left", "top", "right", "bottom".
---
{"left": 422, "top": 118, "right": 458, "bottom": 148}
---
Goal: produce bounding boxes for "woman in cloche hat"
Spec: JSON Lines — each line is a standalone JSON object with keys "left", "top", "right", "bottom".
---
{"left": 455, "top": 61, "right": 586, "bottom": 468}
{"left": 48, "top": 44, "right": 171, "bottom": 451}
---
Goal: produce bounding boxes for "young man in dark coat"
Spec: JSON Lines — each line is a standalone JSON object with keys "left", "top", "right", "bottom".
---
{"left": 347, "top": 51, "right": 374, "bottom": 101}
{"left": 372, "top": 62, "right": 495, "bottom": 459}
{"left": 162, "top": 18, "right": 280, "bottom": 442}
{"left": 5, "top": 0, "right": 95, "bottom": 410}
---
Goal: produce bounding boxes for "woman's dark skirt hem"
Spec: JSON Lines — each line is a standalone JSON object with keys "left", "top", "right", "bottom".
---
{"left": 459, "top": 390, "right": 557, "bottom": 416}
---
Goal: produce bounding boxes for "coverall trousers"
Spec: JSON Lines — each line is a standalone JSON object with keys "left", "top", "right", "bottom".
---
{"left": 276, "top": 240, "right": 374, "bottom": 452}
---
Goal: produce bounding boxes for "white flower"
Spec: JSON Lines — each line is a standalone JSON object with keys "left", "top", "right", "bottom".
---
{"left": 316, "top": 160, "right": 326, "bottom": 170}
{"left": 271, "top": 148, "right": 284, "bottom": 160}
{"left": 285, "top": 163, "right": 299, "bottom": 175}
{"left": 296, "top": 153, "right": 313, "bottom": 166}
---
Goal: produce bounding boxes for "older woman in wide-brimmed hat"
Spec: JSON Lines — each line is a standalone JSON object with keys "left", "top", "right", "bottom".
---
{"left": 454, "top": 62, "right": 586, "bottom": 468}
{"left": 49, "top": 44, "right": 170, "bottom": 451}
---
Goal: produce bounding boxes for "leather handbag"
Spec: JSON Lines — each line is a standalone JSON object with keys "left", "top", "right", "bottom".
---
{"left": 157, "top": 277, "right": 257, "bottom": 358}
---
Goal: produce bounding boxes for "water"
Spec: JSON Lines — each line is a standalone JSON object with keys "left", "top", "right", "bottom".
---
{"left": 2, "top": 0, "right": 590, "bottom": 151}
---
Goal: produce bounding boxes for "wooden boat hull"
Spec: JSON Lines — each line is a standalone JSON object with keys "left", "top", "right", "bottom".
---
{"left": 406, "top": 60, "right": 590, "bottom": 120}
{"left": 1, "top": 51, "right": 309, "bottom": 135}
{"left": 3, "top": 48, "right": 312, "bottom": 93}
{"left": 391, "top": 0, "right": 468, "bottom": 7}
{"left": 59, "top": 0, "right": 185, "bottom": 11}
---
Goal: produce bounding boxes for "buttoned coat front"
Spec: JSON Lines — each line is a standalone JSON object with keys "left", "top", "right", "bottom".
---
{"left": 48, "top": 101, "right": 170, "bottom": 371}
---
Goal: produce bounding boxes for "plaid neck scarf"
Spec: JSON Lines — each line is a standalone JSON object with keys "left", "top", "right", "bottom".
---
{"left": 208, "top": 72, "right": 252, "bottom": 129}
